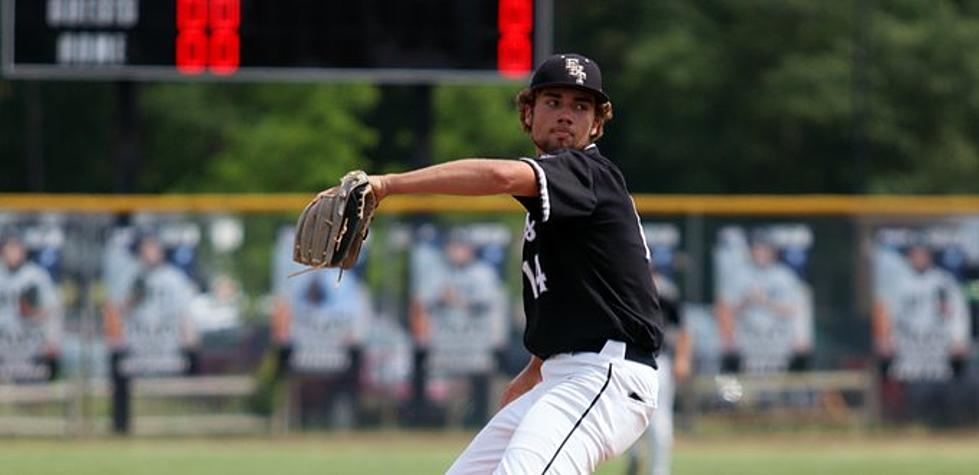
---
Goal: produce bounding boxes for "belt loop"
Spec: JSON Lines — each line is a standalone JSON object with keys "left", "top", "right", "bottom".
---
{"left": 600, "top": 340, "right": 627, "bottom": 360}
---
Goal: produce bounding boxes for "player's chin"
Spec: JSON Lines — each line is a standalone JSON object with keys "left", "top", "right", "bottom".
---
{"left": 541, "top": 137, "right": 576, "bottom": 153}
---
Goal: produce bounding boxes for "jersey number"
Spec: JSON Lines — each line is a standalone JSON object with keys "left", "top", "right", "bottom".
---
{"left": 522, "top": 254, "right": 548, "bottom": 299}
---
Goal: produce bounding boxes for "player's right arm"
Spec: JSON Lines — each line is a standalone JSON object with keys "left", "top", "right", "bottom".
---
{"left": 499, "top": 355, "right": 543, "bottom": 408}
{"left": 360, "top": 159, "right": 539, "bottom": 202}
{"left": 103, "top": 301, "right": 124, "bottom": 349}
{"left": 715, "top": 300, "right": 737, "bottom": 352}
{"left": 871, "top": 299, "right": 893, "bottom": 356}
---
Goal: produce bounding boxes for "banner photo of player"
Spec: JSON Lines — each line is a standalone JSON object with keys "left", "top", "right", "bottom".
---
{"left": 0, "top": 223, "right": 64, "bottom": 382}
{"left": 872, "top": 226, "right": 973, "bottom": 382}
{"left": 409, "top": 224, "right": 509, "bottom": 381}
{"left": 714, "top": 224, "right": 814, "bottom": 374}
{"left": 102, "top": 223, "right": 201, "bottom": 377}
{"left": 272, "top": 227, "right": 372, "bottom": 374}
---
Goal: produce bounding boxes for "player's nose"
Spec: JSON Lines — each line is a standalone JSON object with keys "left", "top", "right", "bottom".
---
{"left": 556, "top": 106, "right": 575, "bottom": 124}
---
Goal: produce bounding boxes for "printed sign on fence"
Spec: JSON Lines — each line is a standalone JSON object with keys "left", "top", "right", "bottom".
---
{"left": 0, "top": 223, "right": 63, "bottom": 382}
{"left": 713, "top": 224, "right": 814, "bottom": 374}
{"left": 873, "top": 226, "right": 973, "bottom": 382}
{"left": 410, "top": 224, "right": 509, "bottom": 377}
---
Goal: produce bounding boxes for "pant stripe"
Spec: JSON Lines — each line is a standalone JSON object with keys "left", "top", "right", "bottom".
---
{"left": 541, "top": 363, "right": 613, "bottom": 474}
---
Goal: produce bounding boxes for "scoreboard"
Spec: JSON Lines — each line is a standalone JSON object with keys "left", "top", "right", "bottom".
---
{"left": 2, "top": 0, "right": 550, "bottom": 82}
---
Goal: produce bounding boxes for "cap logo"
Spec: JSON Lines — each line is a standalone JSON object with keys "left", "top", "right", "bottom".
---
{"left": 564, "top": 57, "right": 587, "bottom": 85}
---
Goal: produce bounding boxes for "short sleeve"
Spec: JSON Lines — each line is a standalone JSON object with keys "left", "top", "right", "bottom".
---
{"left": 516, "top": 152, "right": 597, "bottom": 222}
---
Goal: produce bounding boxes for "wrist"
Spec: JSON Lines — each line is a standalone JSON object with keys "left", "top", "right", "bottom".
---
{"left": 369, "top": 174, "right": 390, "bottom": 201}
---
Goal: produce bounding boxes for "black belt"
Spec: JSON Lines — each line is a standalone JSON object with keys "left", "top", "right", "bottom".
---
{"left": 575, "top": 341, "right": 658, "bottom": 370}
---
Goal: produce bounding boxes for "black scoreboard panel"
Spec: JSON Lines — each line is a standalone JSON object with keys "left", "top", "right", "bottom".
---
{"left": 2, "top": 0, "right": 548, "bottom": 82}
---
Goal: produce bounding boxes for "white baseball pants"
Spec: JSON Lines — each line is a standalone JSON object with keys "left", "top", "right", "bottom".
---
{"left": 446, "top": 340, "right": 659, "bottom": 475}
{"left": 646, "top": 354, "right": 674, "bottom": 475}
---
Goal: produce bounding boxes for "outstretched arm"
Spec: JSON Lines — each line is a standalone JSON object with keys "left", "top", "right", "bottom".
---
{"left": 355, "top": 159, "right": 539, "bottom": 202}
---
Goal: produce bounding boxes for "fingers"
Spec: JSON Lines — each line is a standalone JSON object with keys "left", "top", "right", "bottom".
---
{"left": 368, "top": 175, "right": 388, "bottom": 202}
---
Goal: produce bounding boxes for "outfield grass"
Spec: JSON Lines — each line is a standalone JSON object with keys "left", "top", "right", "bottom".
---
{"left": 0, "top": 431, "right": 977, "bottom": 475}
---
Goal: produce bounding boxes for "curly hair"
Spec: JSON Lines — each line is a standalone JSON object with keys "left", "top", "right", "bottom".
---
{"left": 515, "top": 87, "right": 614, "bottom": 142}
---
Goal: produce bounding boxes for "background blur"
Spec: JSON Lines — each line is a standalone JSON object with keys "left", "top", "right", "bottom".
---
{"left": 2, "top": 1, "right": 979, "bottom": 474}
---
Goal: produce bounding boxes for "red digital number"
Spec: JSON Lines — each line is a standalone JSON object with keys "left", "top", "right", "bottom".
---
{"left": 176, "top": 0, "right": 240, "bottom": 75}
{"left": 209, "top": 30, "right": 240, "bottom": 76}
{"left": 177, "top": 0, "right": 208, "bottom": 31}
{"left": 210, "top": 0, "right": 241, "bottom": 30}
{"left": 177, "top": 31, "right": 208, "bottom": 74}
{"left": 498, "top": 0, "right": 533, "bottom": 78}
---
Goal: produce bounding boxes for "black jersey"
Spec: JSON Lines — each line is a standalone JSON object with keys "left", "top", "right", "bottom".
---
{"left": 514, "top": 144, "right": 664, "bottom": 361}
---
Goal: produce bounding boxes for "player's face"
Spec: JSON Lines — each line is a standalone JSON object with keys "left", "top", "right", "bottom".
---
{"left": 907, "top": 246, "right": 932, "bottom": 272}
{"left": 446, "top": 241, "right": 475, "bottom": 266}
{"left": 527, "top": 87, "right": 599, "bottom": 153}
{"left": 750, "top": 242, "right": 776, "bottom": 266}
{"left": 2, "top": 241, "right": 26, "bottom": 268}
{"left": 139, "top": 239, "right": 164, "bottom": 266}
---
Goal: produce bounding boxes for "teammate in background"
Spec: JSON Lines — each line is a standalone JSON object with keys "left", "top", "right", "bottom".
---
{"left": 626, "top": 269, "right": 690, "bottom": 475}
{"left": 104, "top": 233, "right": 199, "bottom": 375}
{"left": 319, "top": 53, "right": 664, "bottom": 473}
{"left": 873, "top": 242, "right": 970, "bottom": 382}
{"left": 0, "top": 231, "right": 62, "bottom": 380}
{"left": 716, "top": 231, "right": 810, "bottom": 373}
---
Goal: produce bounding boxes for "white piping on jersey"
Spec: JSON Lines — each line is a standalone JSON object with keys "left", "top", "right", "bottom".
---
{"left": 633, "top": 198, "right": 651, "bottom": 262}
{"left": 519, "top": 157, "right": 551, "bottom": 222}
{"left": 521, "top": 145, "right": 596, "bottom": 221}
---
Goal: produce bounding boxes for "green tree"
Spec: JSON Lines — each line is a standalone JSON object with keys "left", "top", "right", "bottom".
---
{"left": 141, "top": 83, "right": 379, "bottom": 192}
{"left": 557, "top": 0, "right": 979, "bottom": 194}
{"left": 865, "top": 0, "right": 979, "bottom": 193}
{"left": 433, "top": 85, "right": 533, "bottom": 161}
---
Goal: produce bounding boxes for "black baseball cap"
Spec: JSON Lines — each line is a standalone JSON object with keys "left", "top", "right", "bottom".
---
{"left": 529, "top": 53, "right": 610, "bottom": 104}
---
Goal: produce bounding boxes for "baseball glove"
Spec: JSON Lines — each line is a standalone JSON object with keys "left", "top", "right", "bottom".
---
{"left": 19, "top": 284, "right": 41, "bottom": 317}
{"left": 293, "top": 170, "right": 377, "bottom": 272}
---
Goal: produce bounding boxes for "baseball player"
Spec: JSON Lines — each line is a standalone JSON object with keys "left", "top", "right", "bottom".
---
{"left": 321, "top": 53, "right": 664, "bottom": 474}
{"left": 626, "top": 271, "right": 690, "bottom": 475}
{"left": 0, "top": 230, "right": 62, "bottom": 380}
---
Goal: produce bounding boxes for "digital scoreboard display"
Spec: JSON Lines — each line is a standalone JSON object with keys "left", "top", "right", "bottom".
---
{"left": 2, "top": 0, "right": 549, "bottom": 82}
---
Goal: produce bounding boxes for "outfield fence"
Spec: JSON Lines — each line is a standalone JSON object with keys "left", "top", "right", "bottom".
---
{"left": 0, "top": 194, "right": 976, "bottom": 435}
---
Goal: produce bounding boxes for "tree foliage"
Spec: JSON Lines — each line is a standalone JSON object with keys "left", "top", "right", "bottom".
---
{"left": 3, "top": 1, "right": 979, "bottom": 194}
{"left": 558, "top": 0, "right": 979, "bottom": 193}
{"left": 433, "top": 85, "right": 532, "bottom": 161}
{"left": 141, "top": 83, "right": 378, "bottom": 193}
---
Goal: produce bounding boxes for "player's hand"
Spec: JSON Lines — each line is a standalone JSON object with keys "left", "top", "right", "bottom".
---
{"left": 747, "top": 287, "right": 767, "bottom": 306}
{"left": 874, "top": 338, "right": 894, "bottom": 357}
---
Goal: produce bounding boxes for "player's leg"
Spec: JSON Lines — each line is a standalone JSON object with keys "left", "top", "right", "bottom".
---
{"left": 495, "top": 352, "right": 657, "bottom": 474}
{"left": 445, "top": 383, "right": 546, "bottom": 475}
{"left": 647, "top": 355, "right": 674, "bottom": 475}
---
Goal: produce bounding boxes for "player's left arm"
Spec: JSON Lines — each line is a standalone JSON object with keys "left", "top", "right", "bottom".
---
{"left": 673, "top": 326, "right": 692, "bottom": 381}
{"left": 359, "top": 159, "right": 539, "bottom": 202}
{"left": 941, "top": 277, "right": 971, "bottom": 355}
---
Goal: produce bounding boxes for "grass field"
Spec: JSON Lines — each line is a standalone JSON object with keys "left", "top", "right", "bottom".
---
{"left": 1, "top": 431, "right": 978, "bottom": 475}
